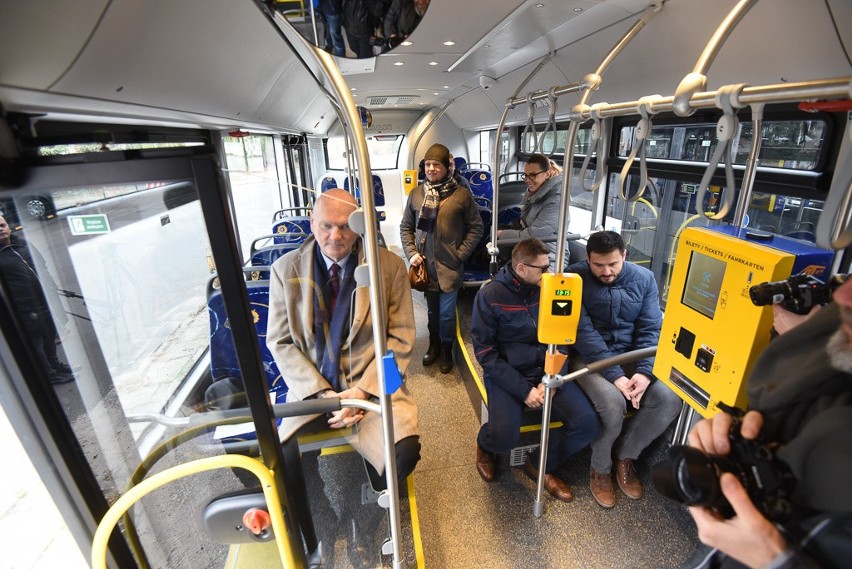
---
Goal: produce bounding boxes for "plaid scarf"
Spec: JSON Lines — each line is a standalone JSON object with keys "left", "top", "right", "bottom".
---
{"left": 416, "top": 176, "right": 458, "bottom": 233}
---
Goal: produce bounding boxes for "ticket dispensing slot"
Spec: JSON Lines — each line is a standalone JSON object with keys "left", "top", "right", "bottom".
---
{"left": 654, "top": 226, "right": 833, "bottom": 418}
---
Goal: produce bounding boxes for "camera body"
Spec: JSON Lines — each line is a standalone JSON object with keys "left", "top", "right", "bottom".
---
{"left": 749, "top": 273, "right": 847, "bottom": 315}
{"left": 652, "top": 416, "right": 796, "bottom": 522}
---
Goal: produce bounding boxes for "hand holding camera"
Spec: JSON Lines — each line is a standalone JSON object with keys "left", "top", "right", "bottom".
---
{"left": 653, "top": 407, "right": 795, "bottom": 522}
{"left": 669, "top": 410, "right": 791, "bottom": 567}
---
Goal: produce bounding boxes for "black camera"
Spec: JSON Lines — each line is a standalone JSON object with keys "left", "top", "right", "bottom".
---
{"left": 652, "top": 415, "right": 796, "bottom": 523}
{"left": 749, "top": 273, "right": 848, "bottom": 315}
{"left": 369, "top": 35, "right": 402, "bottom": 49}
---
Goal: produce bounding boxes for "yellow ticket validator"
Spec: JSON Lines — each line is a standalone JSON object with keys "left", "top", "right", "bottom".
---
{"left": 537, "top": 273, "right": 582, "bottom": 345}
{"left": 402, "top": 170, "right": 417, "bottom": 195}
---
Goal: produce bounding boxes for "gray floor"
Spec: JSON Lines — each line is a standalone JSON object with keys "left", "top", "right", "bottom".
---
{"left": 305, "top": 287, "right": 702, "bottom": 568}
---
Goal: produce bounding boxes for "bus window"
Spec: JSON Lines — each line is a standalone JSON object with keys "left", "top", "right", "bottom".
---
{"left": 326, "top": 135, "right": 403, "bottom": 170}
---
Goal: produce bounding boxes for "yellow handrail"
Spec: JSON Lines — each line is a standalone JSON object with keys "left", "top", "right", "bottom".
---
{"left": 92, "top": 455, "right": 298, "bottom": 569}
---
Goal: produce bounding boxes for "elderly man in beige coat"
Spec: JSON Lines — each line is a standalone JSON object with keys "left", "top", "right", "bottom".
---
{"left": 266, "top": 189, "right": 420, "bottom": 488}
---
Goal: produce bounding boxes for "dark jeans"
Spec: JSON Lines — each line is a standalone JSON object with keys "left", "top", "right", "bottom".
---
{"left": 425, "top": 288, "right": 460, "bottom": 342}
{"left": 477, "top": 377, "right": 599, "bottom": 473}
{"left": 22, "top": 309, "right": 61, "bottom": 373}
{"left": 321, "top": 11, "right": 345, "bottom": 56}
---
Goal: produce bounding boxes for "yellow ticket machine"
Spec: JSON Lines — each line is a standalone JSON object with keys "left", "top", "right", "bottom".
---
{"left": 654, "top": 226, "right": 833, "bottom": 417}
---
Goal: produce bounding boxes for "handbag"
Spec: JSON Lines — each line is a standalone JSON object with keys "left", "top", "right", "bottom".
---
{"left": 408, "top": 261, "right": 428, "bottom": 292}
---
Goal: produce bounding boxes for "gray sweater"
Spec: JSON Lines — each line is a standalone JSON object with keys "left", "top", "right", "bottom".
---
{"left": 499, "top": 173, "right": 571, "bottom": 268}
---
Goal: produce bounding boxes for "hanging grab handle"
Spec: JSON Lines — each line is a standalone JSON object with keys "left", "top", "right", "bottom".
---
{"left": 696, "top": 84, "right": 747, "bottom": 220}
{"left": 521, "top": 94, "right": 539, "bottom": 153}
{"left": 618, "top": 95, "right": 662, "bottom": 202}
{"left": 537, "top": 87, "right": 559, "bottom": 157}
{"left": 579, "top": 103, "right": 608, "bottom": 192}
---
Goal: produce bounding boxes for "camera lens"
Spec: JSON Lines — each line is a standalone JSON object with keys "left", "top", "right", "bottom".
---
{"left": 652, "top": 446, "right": 732, "bottom": 513}
{"left": 749, "top": 280, "right": 790, "bottom": 306}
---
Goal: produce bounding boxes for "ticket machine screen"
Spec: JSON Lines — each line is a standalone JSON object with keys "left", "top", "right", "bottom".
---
{"left": 681, "top": 251, "right": 727, "bottom": 319}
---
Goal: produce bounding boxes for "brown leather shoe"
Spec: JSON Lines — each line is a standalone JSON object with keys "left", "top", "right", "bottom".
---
{"left": 476, "top": 445, "right": 496, "bottom": 482}
{"left": 615, "top": 458, "right": 643, "bottom": 500}
{"left": 589, "top": 468, "right": 616, "bottom": 508}
{"left": 523, "top": 457, "right": 573, "bottom": 502}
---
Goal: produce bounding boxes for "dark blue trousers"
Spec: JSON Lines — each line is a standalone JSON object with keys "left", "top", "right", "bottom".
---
{"left": 477, "top": 378, "right": 599, "bottom": 473}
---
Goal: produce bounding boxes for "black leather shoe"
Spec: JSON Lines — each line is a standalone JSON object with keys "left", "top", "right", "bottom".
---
{"left": 523, "top": 457, "right": 573, "bottom": 502}
{"left": 439, "top": 341, "right": 454, "bottom": 373}
{"left": 422, "top": 338, "right": 440, "bottom": 366}
{"left": 476, "top": 445, "right": 496, "bottom": 482}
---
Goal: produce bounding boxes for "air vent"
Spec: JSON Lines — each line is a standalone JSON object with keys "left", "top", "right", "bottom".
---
{"left": 366, "top": 95, "right": 419, "bottom": 106}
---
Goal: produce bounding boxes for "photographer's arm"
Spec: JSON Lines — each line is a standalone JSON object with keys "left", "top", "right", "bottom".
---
{"left": 688, "top": 411, "right": 790, "bottom": 568}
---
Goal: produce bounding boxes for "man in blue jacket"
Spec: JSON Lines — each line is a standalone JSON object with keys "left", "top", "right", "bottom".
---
{"left": 568, "top": 231, "right": 681, "bottom": 509}
{"left": 472, "top": 238, "right": 598, "bottom": 502}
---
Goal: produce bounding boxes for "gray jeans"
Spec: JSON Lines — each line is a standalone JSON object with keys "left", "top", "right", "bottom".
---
{"left": 575, "top": 364, "right": 683, "bottom": 474}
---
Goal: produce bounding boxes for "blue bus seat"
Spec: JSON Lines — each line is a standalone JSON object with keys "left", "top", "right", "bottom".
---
{"left": 206, "top": 279, "right": 286, "bottom": 408}
{"left": 465, "top": 170, "right": 494, "bottom": 202}
{"left": 343, "top": 174, "right": 385, "bottom": 207}
{"left": 463, "top": 206, "right": 493, "bottom": 287}
{"left": 454, "top": 156, "right": 467, "bottom": 173}
{"left": 272, "top": 216, "right": 312, "bottom": 235}
{"left": 272, "top": 207, "right": 312, "bottom": 221}
{"left": 250, "top": 242, "right": 301, "bottom": 267}
{"left": 250, "top": 234, "right": 309, "bottom": 261}
{"left": 473, "top": 195, "right": 493, "bottom": 209}
{"left": 320, "top": 176, "right": 338, "bottom": 193}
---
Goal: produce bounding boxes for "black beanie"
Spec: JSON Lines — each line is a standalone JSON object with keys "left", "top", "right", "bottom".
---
{"left": 424, "top": 143, "right": 450, "bottom": 168}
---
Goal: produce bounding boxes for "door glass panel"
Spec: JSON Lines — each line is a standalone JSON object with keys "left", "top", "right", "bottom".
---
{"left": 0, "top": 154, "right": 261, "bottom": 567}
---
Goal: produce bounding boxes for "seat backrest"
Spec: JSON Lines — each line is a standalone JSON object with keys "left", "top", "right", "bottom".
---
{"left": 465, "top": 170, "right": 493, "bottom": 201}
{"left": 250, "top": 243, "right": 301, "bottom": 267}
{"left": 497, "top": 180, "right": 527, "bottom": 208}
{"left": 473, "top": 195, "right": 493, "bottom": 209}
{"left": 453, "top": 156, "right": 467, "bottom": 173}
{"left": 320, "top": 175, "right": 338, "bottom": 193}
{"left": 343, "top": 174, "right": 385, "bottom": 207}
{"left": 207, "top": 281, "right": 285, "bottom": 397}
{"left": 463, "top": 206, "right": 493, "bottom": 276}
{"left": 272, "top": 216, "right": 312, "bottom": 235}
{"left": 250, "top": 234, "right": 308, "bottom": 260}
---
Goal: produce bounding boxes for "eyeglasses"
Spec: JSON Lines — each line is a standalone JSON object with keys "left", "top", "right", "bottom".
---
{"left": 522, "top": 262, "right": 550, "bottom": 272}
{"left": 522, "top": 171, "right": 546, "bottom": 180}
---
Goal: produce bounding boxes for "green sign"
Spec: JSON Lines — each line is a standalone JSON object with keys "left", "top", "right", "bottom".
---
{"left": 68, "top": 214, "right": 111, "bottom": 235}
{"left": 554, "top": 289, "right": 571, "bottom": 297}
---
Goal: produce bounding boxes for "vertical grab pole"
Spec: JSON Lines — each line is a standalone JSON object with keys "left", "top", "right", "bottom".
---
{"left": 536, "top": 3, "right": 662, "bottom": 516}
{"left": 489, "top": 53, "right": 555, "bottom": 276}
{"left": 260, "top": 6, "right": 408, "bottom": 562}
{"left": 533, "top": 346, "right": 558, "bottom": 517}
{"left": 312, "top": 47, "right": 406, "bottom": 568}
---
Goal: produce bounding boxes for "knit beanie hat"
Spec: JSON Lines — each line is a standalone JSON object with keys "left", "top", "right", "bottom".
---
{"left": 424, "top": 143, "right": 450, "bottom": 168}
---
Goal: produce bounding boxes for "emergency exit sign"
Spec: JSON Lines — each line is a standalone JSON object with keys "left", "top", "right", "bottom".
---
{"left": 68, "top": 214, "right": 111, "bottom": 235}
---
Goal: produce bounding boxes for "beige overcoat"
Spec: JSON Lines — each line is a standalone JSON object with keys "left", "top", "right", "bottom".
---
{"left": 266, "top": 236, "right": 418, "bottom": 473}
